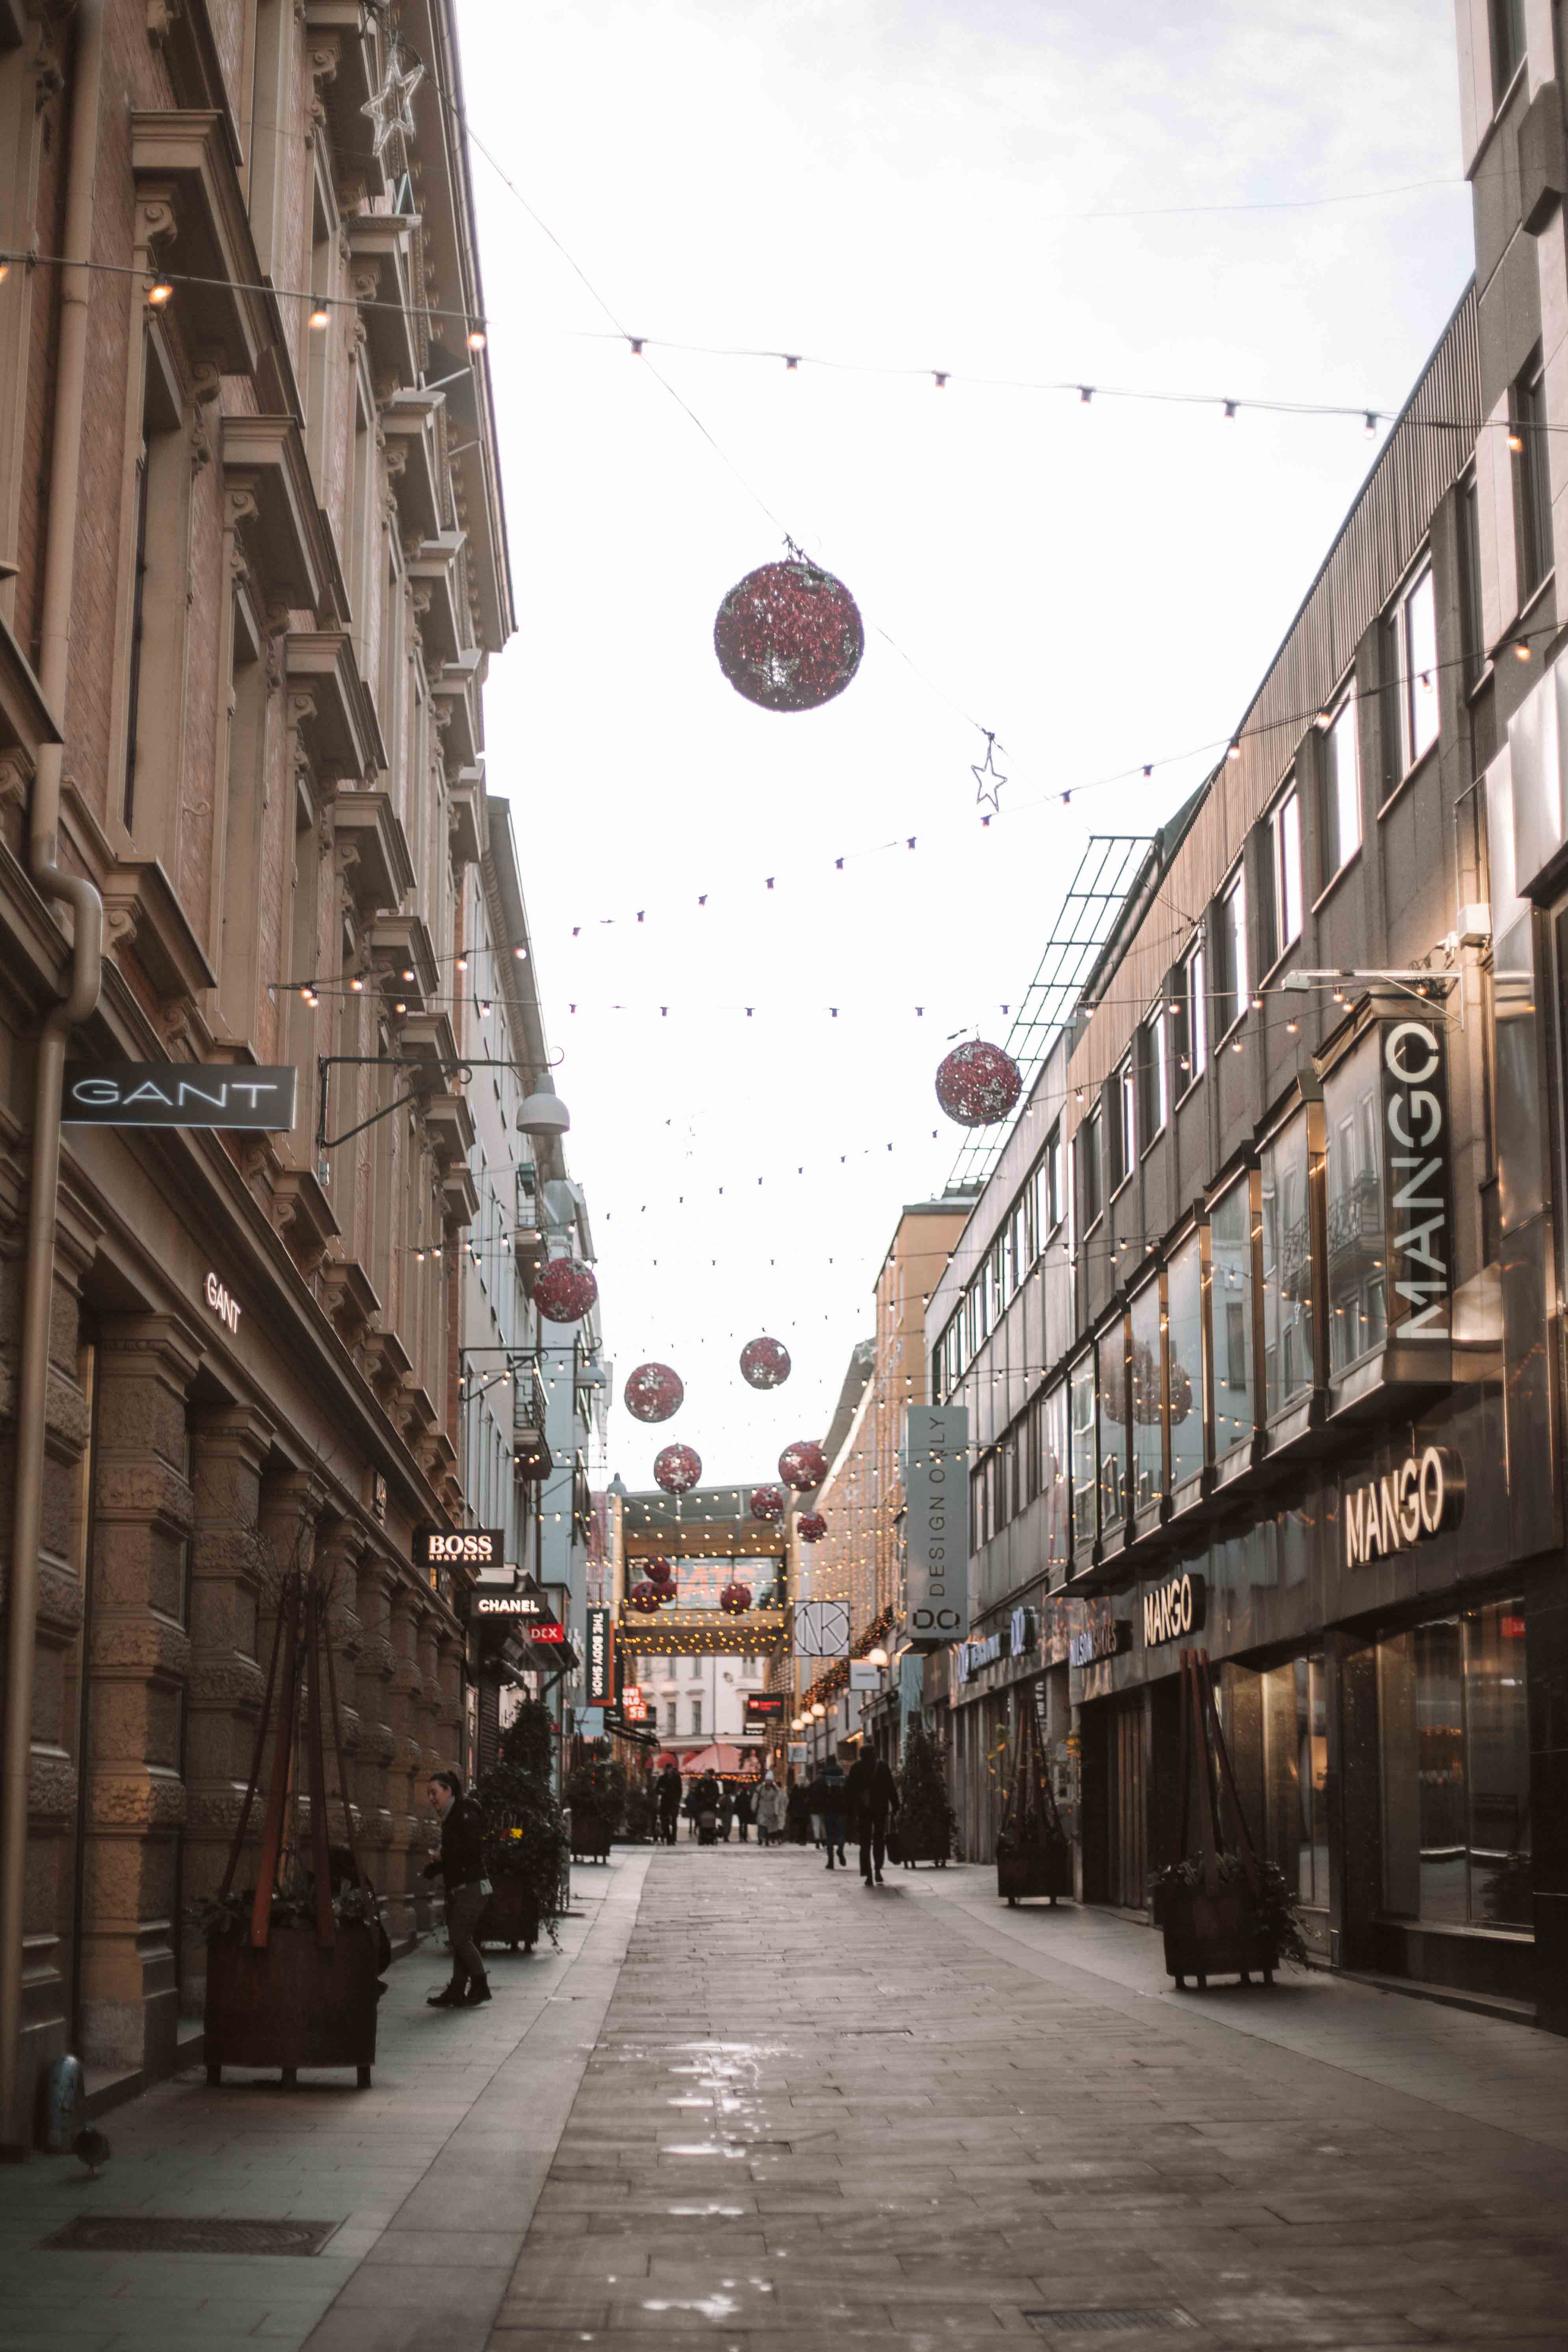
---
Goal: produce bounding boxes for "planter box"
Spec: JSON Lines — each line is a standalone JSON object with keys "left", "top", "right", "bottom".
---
{"left": 204, "top": 1922, "right": 379, "bottom": 2086}
{"left": 895, "top": 1835, "right": 951, "bottom": 1869}
{"left": 478, "top": 1879, "right": 540, "bottom": 1954}
{"left": 571, "top": 1814, "right": 612, "bottom": 1863}
{"left": 1153, "top": 1880, "right": 1278, "bottom": 1988}
{"left": 997, "top": 1837, "right": 1073, "bottom": 1906}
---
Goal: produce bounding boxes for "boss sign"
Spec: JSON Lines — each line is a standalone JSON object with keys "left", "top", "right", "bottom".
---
{"left": 904, "top": 1404, "right": 969, "bottom": 1646}
{"left": 1382, "top": 1017, "right": 1450, "bottom": 1341}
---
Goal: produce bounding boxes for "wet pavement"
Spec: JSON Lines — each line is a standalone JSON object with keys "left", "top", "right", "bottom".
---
{"left": 9, "top": 1843, "right": 1568, "bottom": 2350}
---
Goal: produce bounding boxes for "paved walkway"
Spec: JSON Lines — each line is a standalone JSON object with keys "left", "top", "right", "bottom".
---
{"left": 8, "top": 1849, "right": 1568, "bottom": 2350}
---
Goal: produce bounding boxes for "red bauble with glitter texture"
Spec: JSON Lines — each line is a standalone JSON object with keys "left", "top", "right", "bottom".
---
{"left": 629, "top": 1581, "right": 663, "bottom": 1614}
{"left": 750, "top": 1485, "right": 786, "bottom": 1523}
{"left": 720, "top": 1582, "right": 753, "bottom": 1615}
{"left": 778, "top": 1439, "right": 827, "bottom": 1490}
{"left": 798, "top": 1511, "right": 827, "bottom": 1543}
{"left": 533, "top": 1255, "right": 599, "bottom": 1324}
{"left": 653, "top": 1443, "right": 702, "bottom": 1496}
{"left": 713, "top": 559, "right": 864, "bottom": 713}
{"left": 645, "top": 1557, "right": 673, "bottom": 1584}
{"left": 935, "top": 1040, "right": 1022, "bottom": 1128}
{"left": 739, "top": 1336, "right": 792, "bottom": 1390}
{"left": 660, "top": 1584, "right": 679, "bottom": 1606}
{"left": 623, "top": 1362, "right": 684, "bottom": 1424}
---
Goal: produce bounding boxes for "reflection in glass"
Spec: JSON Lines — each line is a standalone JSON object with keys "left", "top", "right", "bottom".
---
{"left": 1261, "top": 1116, "right": 1313, "bottom": 1413}
{"left": 1466, "top": 1603, "right": 1532, "bottom": 1927}
{"left": 1260, "top": 1655, "right": 1329, "bottom": 1907}
{"left": 1209, "top": 1181, "right": 1254, "bottom": 1456}
{"left": 1167, "top": 1232, "right": 1204, "bottom": 1489}
{"left": 1041, "top": 1381, "right": 1070, "bottom": 1584}
{"left": 1070, "top": 1357, "right": 1096, "bottom": 1554}
{"left": 1097, "top": 1322, "right": 1127, "bottom": 1532}
{"left": 1378, "top": 1602, "right": 1530, "bottom": 1928}
{"left": 1129, "top": 1281, "right": 1163, "bottom": 1508}
{"left": 1324, "top": 1037, "right": 1385, "bottom": 1372}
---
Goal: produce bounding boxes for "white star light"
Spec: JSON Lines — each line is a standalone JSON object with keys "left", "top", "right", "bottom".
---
{"left": 971, "top": 731, "right": 1007, "bottom": 813}
{"left": 362, "top": 53, "right": 426, "bottom": 158}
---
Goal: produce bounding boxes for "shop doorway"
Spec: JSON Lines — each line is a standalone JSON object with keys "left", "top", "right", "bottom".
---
{"left": 1108, "top": 1693, "right": 1148, "bottom": 1909}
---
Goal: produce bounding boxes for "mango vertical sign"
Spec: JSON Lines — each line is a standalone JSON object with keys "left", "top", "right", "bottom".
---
{"left": 1382, "top": 1014, "right": 1451, "bottom": 1346}
{"left": 904, "top": 1404, "right": 969, "bottom": 1647}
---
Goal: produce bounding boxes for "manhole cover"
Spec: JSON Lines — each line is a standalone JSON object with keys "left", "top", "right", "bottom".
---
{"left": 44, "top": 2216, "right": 342, "bottom": 2256}
{"left": 1025, "top": 2313, "right": 1196, "bottom": 2336}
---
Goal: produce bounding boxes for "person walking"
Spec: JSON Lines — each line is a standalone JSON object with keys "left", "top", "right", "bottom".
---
{"left": 785, "top": 1771, "right": 811, "bottom": 1846}
{"left": 845, "top": 1748, "right": 900, "bottom": 1885}
{"left": 421, "top": 1771, "right": 491, "bottom": 2008}
{"left": 809, "top": 1757, "right": 849, "bottom": 1869}
{"left": 756, "top": 1775, "right": 785, "bottom": 1848}
{"left": 656, "top": 1761, "right": 682, "bottom": 1847}
{"left": 735, "top": 1780, "right": 755, "bottom": 1843}
{"left": 719, "top": 1786, "right": 735, "bottom": 1842}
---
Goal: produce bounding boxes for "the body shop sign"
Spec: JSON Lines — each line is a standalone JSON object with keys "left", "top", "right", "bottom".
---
{"left": 585, "top": 1605, "right": 615, "bottom": 1706}
{"left": 904, "top": 1404, "right": 969, "bottom": 1645}
{"left": 1382, "top": 1016, "right": 1451, "bottom": 1342}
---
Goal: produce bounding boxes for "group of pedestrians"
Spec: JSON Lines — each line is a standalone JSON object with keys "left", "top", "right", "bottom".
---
{"left": 808, "top": 1748, "right": 900, "bottom": 1884}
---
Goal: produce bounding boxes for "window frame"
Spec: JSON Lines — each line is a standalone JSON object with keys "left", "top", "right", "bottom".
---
{"left": 1174, "top": 940, "right": 1206, "bottom": 1094}
{"left": 1045, "top": 1120, "right": 1067, "bottom": 1236}
{"left": 1212, "top": 868, "right": 1248, "bottom": 1041}
{"left": 1512, "top": 348, "right": 1553, "bottom": 606}
{"left": 1490, "top": 0, "right": 1526, "bottom": 105}
{"left": 1138, "top": 1004, "right": 1169, "bottom": 1149}
{"left": 1317, "top": 685, "right": 1362, "bottom": 893}
{"left": 1079, "top": 1104, "right": 1103, "bottom": 1232}
{"left": 1268, "top": 784, "right": 1303, "bottom": 963}
{"left": 1384, "top": 556, "right": 1440, "bottom": 795}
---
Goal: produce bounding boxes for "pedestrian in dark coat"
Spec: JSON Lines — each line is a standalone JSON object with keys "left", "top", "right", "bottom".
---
{"left": 809, "top": 1760, "right": 849, "bottom": 1869}
{"left": 656, "top": 1763, "right": 682, "bottom": 1846}
{"left": 734, "top": 1781, "right": 755, "bottom": 1842}
{"left": 421, "top": 1771, "right": 491, "bottom": 2008}
{"left": 785, "top": 1773, "right": 811, "bottom": 1844}
{"left": 845, "top": 1751, "right": 900, "bottom": 1884}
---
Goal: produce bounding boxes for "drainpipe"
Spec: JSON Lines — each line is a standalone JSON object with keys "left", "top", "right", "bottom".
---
{"left": 0, "top": 0, "right": 106, "bottom": 2159}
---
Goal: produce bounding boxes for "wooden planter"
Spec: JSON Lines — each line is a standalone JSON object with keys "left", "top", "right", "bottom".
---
{"left": 478, "top": 1878, "right": 541, "bottom": 1954}
{"left": 896, "top": 1834, "right": 951, "bottom": 1869}
{"left": 571, "top": 1812, "right": 612, "bottom": 1863}
{"left": 1154, "top": 1881, "right": 1277, "bottom": 1989}
{"left": 204, "top": 1922, "right": 379, "bottom": 2087}
{"left": 997, "top": 1835, "right": 1073, "bottom": 1907}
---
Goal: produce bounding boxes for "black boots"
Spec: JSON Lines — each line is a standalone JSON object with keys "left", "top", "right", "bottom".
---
{"left": 464, "top": 1977, "right": 492, "bottom": 2005}
{"left": 428, "top": 1982, "right": 466, "bottom": 2008}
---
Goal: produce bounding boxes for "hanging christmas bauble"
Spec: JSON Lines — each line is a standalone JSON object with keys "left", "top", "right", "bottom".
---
{"left": 798, "top": 1511, "right": 827, "bottom": 1543}
{"left": 629, "top": 1580, "right": 663, "bottom": 1614}
{"left": 645, "top": 1556, "right": 674, "bottom": 1584}
{"left": 739, "top": 1336, "right": 792, "bottom": 1390}
{"left": 935, "top": 1040, "right": 1022, "bottom": 1128}
{"left": 659, "top": 1584, "right": 679, "bottom": 1606}
{"left": 623, "top": 1362, "right": 684, "bottom": 1424}
{"left": 749, "top": 1485, "right": 786, "bottom": 1523}
{"left": 720, "top": 1581, "right": 753, "bottom": 1615}
{"left": 653, "top": 1443, "right": 702, "bottom": 1496}
{"left": 712, "top": 558, "right": 864, "bottom": 713}
{"left": 534, "top": 1255, "right": 599, "bottom": 1323}
{"left": 778, "top": 1439, "right": 827, "bottom": 1490}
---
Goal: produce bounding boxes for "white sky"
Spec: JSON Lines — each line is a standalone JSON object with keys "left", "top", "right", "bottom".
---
{"left": 459, "top": 0, "right": 1473, "bottom": 1493}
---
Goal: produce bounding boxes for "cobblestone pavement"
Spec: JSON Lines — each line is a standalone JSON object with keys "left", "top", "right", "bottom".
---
{"left": 9, "top": 1847, "right": 1568, "bottom": 2351}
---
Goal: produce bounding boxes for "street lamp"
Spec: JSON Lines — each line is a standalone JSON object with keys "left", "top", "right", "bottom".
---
{"left": 868, "top": 1648, "right": 888, "bottom": 1668}
{"left": 810, "top": 1702, "right": 826, "bottom": 1719}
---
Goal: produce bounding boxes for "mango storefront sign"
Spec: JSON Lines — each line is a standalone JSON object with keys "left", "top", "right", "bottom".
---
{"left": 1345, "top": 1446, "right": 1464, "bottom": 1567}
{"left": 1141, "top": 1571, "right": 1206, "bottom": 1650}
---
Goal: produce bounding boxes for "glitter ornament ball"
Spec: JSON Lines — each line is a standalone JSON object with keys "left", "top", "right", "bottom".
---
{"left": 739, "top": 1336, "right": 792, "bottom": 1390}
{"left": 645, "top": 1557, "right": 674, "bottom": 1584}
{"left": 935, "top": 1040, "right": 1022, "bottom": 1128}
{"left": 749, "top": 1485, "right": 786, "bottom": 1523}
{"left": 533, "top": 1255, "right": 599, "bottom": 1323}
{"left": 797, "top": 1511, "right": 827, "bottom": 1543}
{"left": 623, "top": 1362, "right": 684, "bottom": 1424}
{"left": 713, "top": 558, "right": 864, "bottom": 713}
{"left": 629, "top": 1580, "right": 663, "bottom": 1614}
{"left": 653, "top": 1443, "right": 702, "bottom": 1496}
{"left": 778, "top": 1439, "right": 827, "bottom": 1490}
{"left": 720, "top": 1582, "right": 753, "bottom": 1615}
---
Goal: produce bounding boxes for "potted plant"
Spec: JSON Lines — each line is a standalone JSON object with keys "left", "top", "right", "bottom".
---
{"left": 565, "top": 1756, "right": 625, "bottom": 1863}
{"left": 995, "top": 1699, "right": 1073, "bottom": 1906}
{"left": 894, "top": 1721, "right": 956, "bottom": 1866}
{"left": 474, "top": 1702, "right": 570, "bottom": 1952}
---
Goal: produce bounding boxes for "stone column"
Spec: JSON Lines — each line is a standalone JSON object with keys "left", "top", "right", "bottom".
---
{"left": 387, "top": 1575, "right": 426, "bottom": 1933}
{"left": 181, "top": 1405, "right": 275, "bottom": 2014}
{"left": 79, "top": 1315, "right": 201, "bottom": 2078}
{"left": 433, "top": 1621, "right": 465, "bottom": 1783}
{"left": 416, "top": 1600, "right": 444, "bottom": 1780}
{"left": 313, "top": 1514, "right": 365, "bottom": 1864}
{"left": 353, "top": 1549, "right": 397, "bottom": 1884}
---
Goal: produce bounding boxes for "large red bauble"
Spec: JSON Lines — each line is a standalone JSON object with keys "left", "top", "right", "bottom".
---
{"left": 534, "top": 1255, "right": 599, "bottom": 1323}
{"left": 645, "top": 1556, "right": 673, "bottom": 1584}
{"left": 778, "top": 1439, "right": 827, "bottom": 1490}
{"left": 750, "top": 1485, "right": 786, "bottom": 1523}
{"left": 798, "top": 1511, "right": 827, "bottom": 1543}
{"left": 739, "top": 1336, "right": 791, "bottom": 1390}
{"left": 659, "top": 1584, "right": 679, "bottom": 1605}
{"left": 720, "top": 1581, "right": 753, "bottom": 1615}
{"left": 653, "top": 1443, "right": 702, "bottom": 1496}
{"left": 935, "top": 1040, "right": 1022, "bottom": 1128}
{"left": 623, "top": 1362, "right": 684, "bottom": 1423}
{"left": 713, "top": 559, "right": 864, "bottom": 713}
{"left": 629, "top": 1580, "right": 663, "bottom": 1613}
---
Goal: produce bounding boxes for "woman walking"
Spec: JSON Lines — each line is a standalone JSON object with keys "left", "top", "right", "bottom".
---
{"left": 420, "top": 1771, "right": 491, "bottom": 2009}
{"left": 756, "top": 1775, "right": 785, "bottom": 1848}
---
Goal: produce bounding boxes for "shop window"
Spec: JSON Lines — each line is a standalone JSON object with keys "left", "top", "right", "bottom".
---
{"left": 1096, "top": 1321, "right": 1128, "bottom": 1532}
{"left": 1166, "top": 1231, "right": 1204, "bottom": 1490}
{"left": 1260, "top": 1655, "right": 1329, "bottom": 1909}
{"left": 1320, "top": 690, "right": 1361, "bottom": 878}
{"left": 1069, "top": 1356, "right": 1096, "bottom": 1553}
{"left": 1041, "top": 1381, "right": 1070, "bottom": 1582}
{"left": 1261, "top": 1115, "right": 1313, "bottom": 1414}
{"left": 1209, "top": 1179, "right": 1254, "bottom": 1456}
{"left": 1324, "top": 1035, "right": 1385, "bottom": 1373}
{"left": 1129, "top": 1279, "right": 1162, "bottom": 1507}
{"left": 1386, "top": 559, "right": 1439, "bottom": 783}
{"left": 1512, "top": 349, "right": 1553, "bottom": 602}
{"left": 1378, "top": 1601, "right": 1531, "bottom": 1930}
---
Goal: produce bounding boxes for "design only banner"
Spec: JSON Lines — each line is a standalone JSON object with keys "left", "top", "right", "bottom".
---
{"left": 904, "top": 1403, "right": 969, "bottom": 1647}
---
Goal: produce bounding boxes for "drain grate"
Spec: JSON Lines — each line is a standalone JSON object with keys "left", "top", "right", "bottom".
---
{"left": 44, "top": 2215, "right": 343, "bottom": 2257}
{"left": 1025, "top": 2312, "right": 1196, "bottom": 2336}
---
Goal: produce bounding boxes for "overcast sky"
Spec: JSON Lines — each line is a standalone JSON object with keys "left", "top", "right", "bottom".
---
{"left": 459, "top": 0, "right": 1473, "bottom": 1495}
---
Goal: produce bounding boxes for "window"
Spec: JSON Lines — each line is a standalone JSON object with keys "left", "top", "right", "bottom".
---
{"left": 1490, "top": 0, "right": 1525, "bottom": 98}
{"left": 1109, "top": 1058, "right": 1135, "bottom": 1190}
{"left": 1045, "top": 1122, "right": 1066, "bottom": 1233}
{"left": 1069, "top": 1355, "right": 1096, "bottom": 1553}
{"left": 1513, "top": 351, "right": 1553, "bottom": 602}
{"left": 664, "top": 1702, "right": 677, "bottom": 1734}
{"left": 122, "top": 341, "right": 187, "bottom": 841}
{"left": 1388, "top": 560, "right": 1439, "bottom": 780}
{"left": 1129, "top": 1280, "right": 1162, "bottom": 1507}
{"left": 690, "top": 1699, "right": 703, "bottom": 1736}
{"left": 1138, "top": 1008, "right": 1168, "bottom": 1144}
{"left": 1080, "top": 1106, "right": 1103, "bottom": 1228}
{"left": 1040, "top": 1381, "right": 1070, "bottom": 1582}
{"left": 1166, "top": 1230, "right": 1204, "bottom": 1490}
{"left": 1321, "top": 690, "right": 1361, "bottom": 877}
{"left": 1097, "top": 1321, "right": 1128, "bottom": 1533}
{"left": 1324, "top": 1035, "right": 1385, "bottom": 1373}
{"left": 1267, "top": 787, "right": 1303, "bottom": 960}
{"left": 1173, "top": 942, "right": 1206, "bottom": 1089}
{"left": 1258, "top": 1654, "right": 1330, "bottom": 1909}
{"left": 970, "top": 1458, "right": 990, "bottom": 1549}
{"left": 1209, "top": 1179, "right": 1254, "bottom": 1455}
{"left": 1001, "top": 1216, "right": 1017, "bottom": 1305}
{"left": 1261, "top": 1116, "right": 1313, "bottom": 1414}
{"left": 1378, "top": 1601, "right": 1529, "bottom": 1928}
{"left": 1211, "top": 875, "right": 1246, "bottom": 1036}
{"left": 1458, "top": 472, "right": 1485, "bottom": 689}
{"left": 690, "top": 1654, "right": 702, "bottom": 1678}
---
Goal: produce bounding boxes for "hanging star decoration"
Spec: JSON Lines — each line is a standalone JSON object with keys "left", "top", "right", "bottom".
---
{"left": 362, "top": 48, "right": 425, "bottom": 157}
{"left": 971, "top": 729, "right": 1007, "bottom": 814}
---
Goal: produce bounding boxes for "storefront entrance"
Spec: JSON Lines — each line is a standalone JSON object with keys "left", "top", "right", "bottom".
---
{"left": 1108, "top": 1693, "right": 1147, "bottom": 1909}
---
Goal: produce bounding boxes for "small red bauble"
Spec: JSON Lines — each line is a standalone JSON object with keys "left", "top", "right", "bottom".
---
{"left": 534, "top": 1255, "right": 599, "bottom": 1323}
{"left": 645, "top": 1556, "right": 673, "bottom": 1584}
{"left": 935, "top": 1040, "right": 1022, "bottom": 1128}
{"left": 739, "top": 1336, "right": 791, "bottom": 1390}
{"left": 653, "top": 1443, "right": 702, "bottom": 1496}
{"left": 750, "top": 1485, "right": 786, "bottom": 1523}
{"left": 623, "top": 1362, "right": 684, "bottom": 1423}
{"left": 720, "top": 1581, "right": 753, "bottom": 1615}
{"left": 713, "top": 559, "right": 864, "bottom": 713}
{"left": 629, "top": 1580, "right": 663, "bottom": 1613}
{"left": 798, "top": 1511, "right": 827, "bottom": 1543}
{"left": 778, "top": 1439, "right": 827, "bottom": 1490}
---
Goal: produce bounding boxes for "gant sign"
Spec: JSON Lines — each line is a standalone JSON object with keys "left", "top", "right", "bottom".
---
{"left": 1345, "top": 1445, "right": 1464, "bottom": 1567}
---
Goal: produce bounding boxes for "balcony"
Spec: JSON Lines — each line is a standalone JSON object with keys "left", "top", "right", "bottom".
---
{"left": 222, "top": 419, "right": 328, "bottom": 617}
{"left": 131, "top": 112, "right": 268, "bottom": 376}
{"left": 368, "top": 913, "right": 439, "bottom": 1012}
{"left": 285, "top": 628, "right": 385, "bottom": 781}
{"left": 334, "top": 791, "right": 415, "bottom": 919}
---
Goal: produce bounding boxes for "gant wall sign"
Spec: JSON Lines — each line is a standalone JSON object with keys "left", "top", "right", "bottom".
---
{"left": 1345, "top": 1445, "right": 1464, "bottom": 1567}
